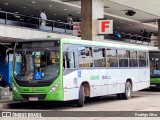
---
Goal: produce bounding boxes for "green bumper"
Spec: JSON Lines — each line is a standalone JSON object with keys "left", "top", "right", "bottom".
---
{"left": 150, "top": 78, "right": 160, "bottom": 84}
{"left": 13, "top": 89, "right": 64, "bottom": 101}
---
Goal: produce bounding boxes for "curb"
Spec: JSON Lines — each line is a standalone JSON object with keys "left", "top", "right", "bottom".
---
{"left": 0, "top": 99, "right": 14, "bottom": 109}
{"left": 0, "top": 100, "right": 13, "bottom": 103}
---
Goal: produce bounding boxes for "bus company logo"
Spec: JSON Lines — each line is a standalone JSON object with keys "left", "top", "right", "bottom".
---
{"left": 78, "top": 71, "right": 81, "bottom": 78}
{"left": 102, "top": 75, "right": 108, "bottom": 79}
{"left": 90, "top": 75, "right": 100, "bottom": 80}
{"left": 32, "top": 88, "right": 35, "bottom": 92}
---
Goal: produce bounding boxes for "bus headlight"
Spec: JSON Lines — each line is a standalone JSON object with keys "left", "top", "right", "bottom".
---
{"left": 13, "top": 84, "right": 19, "bottom": 92}
{"left": 50, "top": 82, "right": 60, "bottom": 92}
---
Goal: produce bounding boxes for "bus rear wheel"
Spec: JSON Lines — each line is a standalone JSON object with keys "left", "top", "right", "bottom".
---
{"left": 77, "top": 85, "right": 85, "bottom": 107}
{"left": 122, "top": 82, "right": 132, "bottom": 99}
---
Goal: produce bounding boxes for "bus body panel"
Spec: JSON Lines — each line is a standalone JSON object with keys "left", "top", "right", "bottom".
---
{"left": 63, "top": 68, "right": 150, "bottom": 101}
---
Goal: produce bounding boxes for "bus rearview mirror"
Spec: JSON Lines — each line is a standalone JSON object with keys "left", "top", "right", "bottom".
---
{"left": 5, "top": 48, "right": 13, "bottom": 64}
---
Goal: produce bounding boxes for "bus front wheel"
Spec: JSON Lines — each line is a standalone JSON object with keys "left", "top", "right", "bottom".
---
{"left": 122, "top": 82, "right": 132, "bottom": 99}
{"left": 77, "top": 85, "right": 85, "bottom": 107}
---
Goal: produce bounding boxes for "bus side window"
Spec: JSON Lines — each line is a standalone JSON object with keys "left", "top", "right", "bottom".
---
{"left": 138, "top": 51, "right": 147, "bottom": 67}
{"left": 118, "top": 49, "right": 128, "bottom": 67}
{"left": 79, "top": 46, "right": 93, "bottom": 67}
{"left": 64, "top": 51, "right": 75, "bottom": 69}
{"left": 106, "top": 48, "right": 118, "bottom": 67}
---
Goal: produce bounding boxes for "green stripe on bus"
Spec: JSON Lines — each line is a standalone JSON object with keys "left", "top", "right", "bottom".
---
{"left": 150, "top": 78, "right": 160, "bottom": 84}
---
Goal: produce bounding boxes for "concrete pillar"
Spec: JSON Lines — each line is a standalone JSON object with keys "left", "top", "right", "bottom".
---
{"left": 158, "top": 19, "right": 160, "bottom": 49}
{"left": 81, "top": 0, "right": 104, "bottom": 41}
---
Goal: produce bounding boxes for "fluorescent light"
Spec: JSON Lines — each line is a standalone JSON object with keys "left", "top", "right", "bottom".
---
{"left": 64, "top": 9, "right": 67, "bottom": 11}
{"left": 23, "top": 6, "right": 26, "bottom": 9}
{"left": 15, "top": 12, "right": 18, "bottom": 14}
{"left": 4, "top": 3, "right": 8, "bottom": 5}
{"left": 32, "top": 1, "right": 36, "bottom": 4}
{"left": 49, "top": 5, "right": 52, "bottom": 7}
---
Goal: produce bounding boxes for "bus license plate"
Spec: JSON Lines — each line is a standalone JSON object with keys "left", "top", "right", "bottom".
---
{"left": 29, "top": 97, "right": 38, "bottom": 101}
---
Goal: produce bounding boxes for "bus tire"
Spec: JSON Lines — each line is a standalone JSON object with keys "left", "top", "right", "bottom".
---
{"left": 122, "top": 82, "right": 132, "bottom": 99}
{"left": 77, "top": 85, "right": 85, "bottom": 107}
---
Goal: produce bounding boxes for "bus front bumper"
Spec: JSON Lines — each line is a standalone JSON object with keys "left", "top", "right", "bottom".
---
{"left": 13, "top": 89, "right": 64, "bottom": 101}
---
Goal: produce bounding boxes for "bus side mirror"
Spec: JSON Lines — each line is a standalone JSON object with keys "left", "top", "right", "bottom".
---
{"left": 5, "top": 54, "right": 8, "bottom": 64}
{"left": 0, "top": 74, "right": 3, "bottom": 81}
{"left": 5, "top": 48, "right": 13, "bottom": 64}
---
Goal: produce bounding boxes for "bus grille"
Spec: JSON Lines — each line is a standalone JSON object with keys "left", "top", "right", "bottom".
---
{"left": 21, "top": 94, "right": 47, "bottom": 100}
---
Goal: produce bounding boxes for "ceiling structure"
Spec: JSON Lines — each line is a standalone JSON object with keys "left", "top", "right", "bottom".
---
{"left": 60, "top": 0, "right": 159, "bottom": 35}
{"left": 108, "top": 0, "right": 160, "bottom": 17}
{"left": 0, "top": 0, "right": 159, "bottom": 35}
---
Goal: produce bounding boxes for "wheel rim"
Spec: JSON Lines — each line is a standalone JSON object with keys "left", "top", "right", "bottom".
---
{"left": 127, "top": 84, "right": 131, "bottom": 97}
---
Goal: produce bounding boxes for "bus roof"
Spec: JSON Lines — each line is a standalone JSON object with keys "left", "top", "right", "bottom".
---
{"left": 19, "top": 38, "right": 149, "bottom": 51}
{"left": 61, "top": 38, "right": 149, "bottom": 51}
{"left": 16, "top": 38, "right": 60, "bottom": 42}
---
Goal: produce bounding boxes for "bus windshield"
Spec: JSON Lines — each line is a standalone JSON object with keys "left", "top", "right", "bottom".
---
{"left": 150, "top": 51, "right": 160, "bottom": 75}
{"left": 13, "top": 41, "right": 60, "bottom": 82}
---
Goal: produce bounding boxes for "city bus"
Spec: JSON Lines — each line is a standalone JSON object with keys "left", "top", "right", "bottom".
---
{"left": 149, "top": 50, "right": 160, "bottom": 90}
{"left": 12, "top": 38, "right": 150, "bottom": 107}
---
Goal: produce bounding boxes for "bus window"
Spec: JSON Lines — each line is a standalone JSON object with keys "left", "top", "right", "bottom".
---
{"left": 79, "top": 46, "right": 93, "bottom": 67}
{"left": 129, "top": 51, "right": 138, "bottom": 67}
{"left": 106, "top": 48, "right": 116, "bottom": 57}
{"left": 63, "top": 51, "right": 75, "bottom": 69}
{"left": 138, "top": 51, "right": 146, "bottom": 67}
{"left": 106, "top": 48, "right": 118, "bottom": 67}
{"left": 93, "top": 48, "right": 106, "bottom": 67}
{"left": 118, "top": 50, "right": 129, "bottom": 67}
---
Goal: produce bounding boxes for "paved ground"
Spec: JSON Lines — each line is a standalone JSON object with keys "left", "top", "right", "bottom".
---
{"left": 1, "top": 88, "right": 160, "bottom": 120}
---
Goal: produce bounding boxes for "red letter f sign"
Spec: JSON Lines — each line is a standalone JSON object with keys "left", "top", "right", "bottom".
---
{"left": 98, "top": 20, "right": 113, "bottom": 35}
{"left": 102, "top": 21, "right": 110, "bottom": 32}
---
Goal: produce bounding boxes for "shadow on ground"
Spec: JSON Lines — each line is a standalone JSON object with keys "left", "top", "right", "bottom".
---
{"left": 4, "top": 94, "right": 142, "bottom": 110}
{"left": 141, "top": 87, "right": 160, "bottom": 92}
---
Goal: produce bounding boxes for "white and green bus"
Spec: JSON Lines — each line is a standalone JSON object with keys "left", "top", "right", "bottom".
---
{"left": 12, "top": 38, "right": 150, "bottom": 107}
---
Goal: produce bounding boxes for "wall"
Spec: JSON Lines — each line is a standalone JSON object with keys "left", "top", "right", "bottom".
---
{"left": 0, "top": 24, "right": 80, "bottom": 40}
